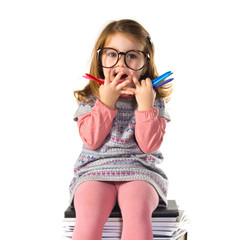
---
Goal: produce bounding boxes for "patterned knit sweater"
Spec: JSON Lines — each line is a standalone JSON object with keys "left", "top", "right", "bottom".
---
{"left": 69, "top": 96, "right": 171, "bottom": 206}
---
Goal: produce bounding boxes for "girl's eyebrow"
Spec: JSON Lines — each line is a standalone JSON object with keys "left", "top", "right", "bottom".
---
{"left": 104, "top": 46, "right": 119, "bottom": 51}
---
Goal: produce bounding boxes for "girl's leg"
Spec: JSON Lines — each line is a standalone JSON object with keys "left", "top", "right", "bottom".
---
{"left": 72, "top": 181, "right": 117, "bottom": 240}
{"left": 117, "top": 181, "right": 159, "bottom": 240}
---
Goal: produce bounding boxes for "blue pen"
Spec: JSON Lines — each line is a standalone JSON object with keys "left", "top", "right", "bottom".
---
{"left": 152, "top": 71, "right": 171, "bottom": 85}
{"left": 152, "top": 71, "right": 173, "bottom": 86}
{"left": 152, "top": 72, "right": 173, "bottom": 86}
{"left": 153, "top": 78, "right": 174, "bottom": 89}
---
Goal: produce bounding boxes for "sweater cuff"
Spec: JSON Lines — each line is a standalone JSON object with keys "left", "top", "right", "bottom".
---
{"left": 135, "top": 107, "right": 158, "bottom": 121}
{"left": 93, "top": 99, "right": 118, "bottom": 118}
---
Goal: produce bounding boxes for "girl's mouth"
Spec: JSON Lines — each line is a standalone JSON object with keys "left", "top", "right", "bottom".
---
{"left": 114, "top": 73, "right": 128, "bottom": 80}
{"left": 114, "top": 73, "right": 128, "bottom": 79}
{"left": 120, "top": 74, "right": 128, "bottom": 79}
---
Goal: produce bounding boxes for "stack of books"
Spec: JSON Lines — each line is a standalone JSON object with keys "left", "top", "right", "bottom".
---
{"left": 63, "top": 200, "right": 189, "bottom": 240}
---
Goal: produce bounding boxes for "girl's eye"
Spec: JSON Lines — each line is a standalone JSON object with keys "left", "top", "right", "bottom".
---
{"left": 127, "top": 53, "right": 138, "bottom": 59}
{"left": 107, "top": 51, "right": 117, "bottom": 58}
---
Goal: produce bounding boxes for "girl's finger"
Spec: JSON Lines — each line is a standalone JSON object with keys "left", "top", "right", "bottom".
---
{"left": 122, "top": 86, "right": 136, "bottom": 94}
{"left": 132, "top": 75, "right": 140, "bottom": 88}
{"left": 140, "top": 79, "right": 147, "bottom": 87}
{"left": 116, "top": 79, "right": 131, "bottom": 89}
{"left": 120, "top": 90, "right": 135, "bottom": 95}
{"left": 145, "top": 78, "right": 152, "bottom": 86}
{"left": 104, "top": 68, "right": 111, "bottom": 84}
{"left": 112, "top": 71, "right": 124, "bottom": 85}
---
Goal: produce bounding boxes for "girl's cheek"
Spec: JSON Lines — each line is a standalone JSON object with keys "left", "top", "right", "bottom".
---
{"left": 131, "top": 71, "right": 142, "bottom": 81}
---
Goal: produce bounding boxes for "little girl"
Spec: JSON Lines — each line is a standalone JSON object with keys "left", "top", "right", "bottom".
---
{"left": 69, "top": 19, "right": 172, "bottom": 240}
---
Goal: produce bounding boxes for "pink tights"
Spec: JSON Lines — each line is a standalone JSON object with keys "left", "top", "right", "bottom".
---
{"left": 72, "top": 181, "right": 159, "bottom": 240}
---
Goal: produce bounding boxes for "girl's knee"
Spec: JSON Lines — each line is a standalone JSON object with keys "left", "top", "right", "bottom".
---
{"left": 118, "top": 181, "right": 159, "bottom": 213}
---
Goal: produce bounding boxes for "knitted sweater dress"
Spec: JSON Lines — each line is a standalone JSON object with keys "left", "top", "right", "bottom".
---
{"left": 69, "top": 96, "right": 171, "bottom": 206}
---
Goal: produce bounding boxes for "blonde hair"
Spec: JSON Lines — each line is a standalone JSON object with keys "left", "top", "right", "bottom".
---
{"left": 74, "top": 19, "right": 173, "bottom": 103}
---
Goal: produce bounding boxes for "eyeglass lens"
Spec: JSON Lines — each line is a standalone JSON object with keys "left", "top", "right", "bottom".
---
{"left": 99, "top": 48, "right": 146, "bottom": 70}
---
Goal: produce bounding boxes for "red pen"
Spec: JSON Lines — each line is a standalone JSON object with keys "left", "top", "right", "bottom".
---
{"left": 83, "top": 74, "right": 104, "bottom": 84}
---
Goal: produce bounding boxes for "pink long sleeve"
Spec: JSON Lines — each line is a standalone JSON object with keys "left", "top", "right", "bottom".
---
{"left": 77, "top": 99, "right": 118, "bottom": 149}
{"left": 135, "top": 108, "right": 166, "bottom": 154}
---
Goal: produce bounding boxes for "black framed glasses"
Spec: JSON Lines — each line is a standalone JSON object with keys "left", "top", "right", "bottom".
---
{"left": 97, "top": 47, "right": 150, "bottom": 71}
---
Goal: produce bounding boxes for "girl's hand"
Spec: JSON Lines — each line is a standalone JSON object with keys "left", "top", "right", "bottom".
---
{"left": 125, "top": 74, "right": 156, "bottom": 111}
{"left": 99, "top": 69, "right": 134, "bottom": 110}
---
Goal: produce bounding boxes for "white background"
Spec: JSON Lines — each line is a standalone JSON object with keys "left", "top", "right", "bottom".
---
{"left": 1, "top": 0, "right": 239, "bottom": 239}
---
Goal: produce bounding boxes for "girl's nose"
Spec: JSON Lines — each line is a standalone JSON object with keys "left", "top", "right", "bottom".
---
{"left": 116, "top": 54, "right": 126, "bottom": 68}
